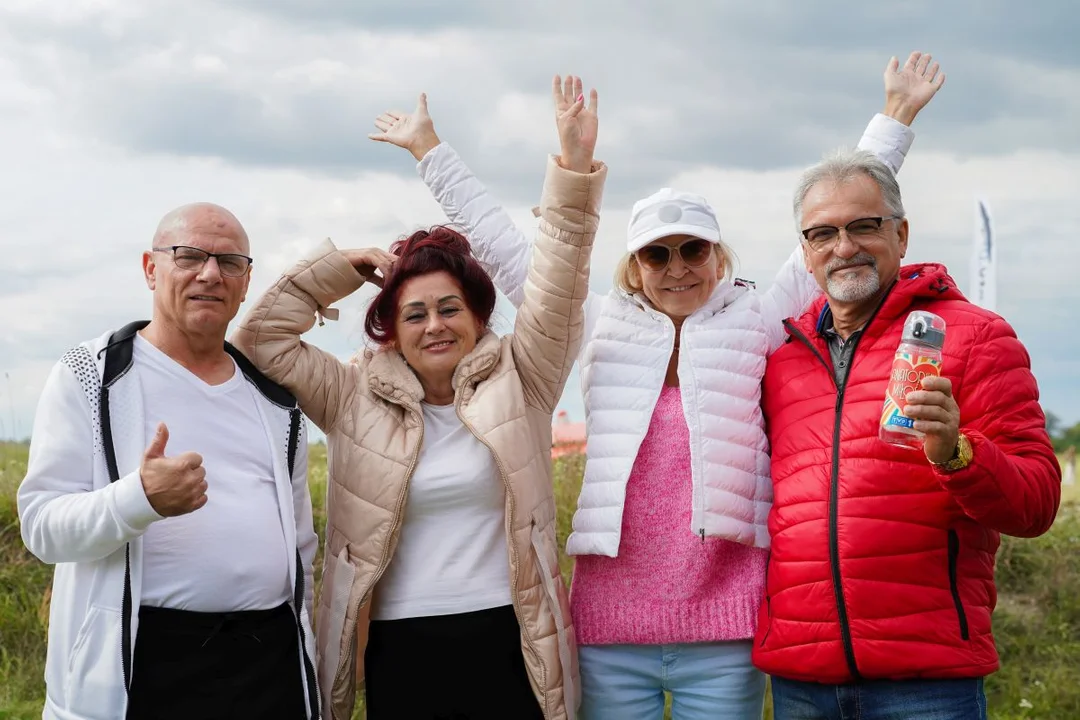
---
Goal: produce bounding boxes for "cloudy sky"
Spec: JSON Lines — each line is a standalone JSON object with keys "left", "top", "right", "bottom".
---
{"left": 1, "top": 0, "right": 1078, "bottom": 441}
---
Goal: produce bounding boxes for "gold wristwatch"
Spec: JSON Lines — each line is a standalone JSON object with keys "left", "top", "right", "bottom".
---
{"left": 930, "top": 433, "right": 973, "bottom": 472}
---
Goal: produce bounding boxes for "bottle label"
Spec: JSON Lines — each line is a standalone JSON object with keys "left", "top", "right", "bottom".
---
{"left": 881, "top": 349, "right": 942, "bottom": 435}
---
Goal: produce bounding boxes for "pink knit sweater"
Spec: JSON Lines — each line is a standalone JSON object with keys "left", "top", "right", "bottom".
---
{"left": 570, "top": 385, "right": 768, "bottom": 646}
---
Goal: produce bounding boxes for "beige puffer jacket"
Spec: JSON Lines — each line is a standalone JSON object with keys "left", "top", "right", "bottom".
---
{"left": 232, "top": 156, "right": 606, "bottom": 720}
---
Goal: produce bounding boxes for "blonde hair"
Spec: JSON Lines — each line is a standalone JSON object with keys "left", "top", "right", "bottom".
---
{"left": 614, "top": 241, "right": 738, "bottom": 295}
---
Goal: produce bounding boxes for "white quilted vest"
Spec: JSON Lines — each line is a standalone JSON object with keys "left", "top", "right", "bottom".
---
{"left": 566, "top": 282, "right": 776, "bottom": 557}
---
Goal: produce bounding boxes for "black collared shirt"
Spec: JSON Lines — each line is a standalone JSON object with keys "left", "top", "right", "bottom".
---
{"left": 821, "top": 307, "right": 863, "bottom": 387}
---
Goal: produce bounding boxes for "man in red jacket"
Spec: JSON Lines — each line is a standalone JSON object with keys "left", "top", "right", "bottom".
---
{"left": 755, "top": 148, "right": 1062, "bottom": 719}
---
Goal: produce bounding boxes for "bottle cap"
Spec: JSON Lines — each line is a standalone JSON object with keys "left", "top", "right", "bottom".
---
{"left": 902, "top": 310, "right": 946, "bottom": 349}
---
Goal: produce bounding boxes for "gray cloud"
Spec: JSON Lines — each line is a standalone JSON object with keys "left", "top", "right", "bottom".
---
{"left": 221, "top": 0, "right": 511, "bottom": 30}
{"left": 1, "top": 0, "right": 1079, "bottom": 437}
{"left": 224, "top": 0, "right": 1080, "bottom": 73}
{"left": 3, "top": 0, "right": 1078, "bottom": 209}
{"left": 0, "top": 271, "right": 45, "bottom": 298}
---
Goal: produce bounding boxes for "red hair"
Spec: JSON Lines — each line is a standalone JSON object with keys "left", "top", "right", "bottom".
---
{"left": 364, "top": 226, "right": 497, "bottom": 345}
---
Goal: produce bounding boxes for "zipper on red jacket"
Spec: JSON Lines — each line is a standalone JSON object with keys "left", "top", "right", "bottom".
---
{"left": 783, "top": 319, "right": 862, "bottom": 681}
{"left": 947, "top": 529, "right": 970, "bottom": 641}
{"left": 780, "top": 285, "right": 895, "bottom": 681}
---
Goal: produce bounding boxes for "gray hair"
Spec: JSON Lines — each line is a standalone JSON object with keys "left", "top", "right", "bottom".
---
{"left": 793, "top": 149, "right": 906, "bottom": 231}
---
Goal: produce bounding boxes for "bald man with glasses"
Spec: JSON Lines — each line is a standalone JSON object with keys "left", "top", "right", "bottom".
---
{"left": 19, "top": 203, "right": 320, "bottom": 720}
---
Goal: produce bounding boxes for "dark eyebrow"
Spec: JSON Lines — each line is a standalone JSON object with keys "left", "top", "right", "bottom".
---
{"left": 401, "top": 295, "right": 463, "bottom": 310}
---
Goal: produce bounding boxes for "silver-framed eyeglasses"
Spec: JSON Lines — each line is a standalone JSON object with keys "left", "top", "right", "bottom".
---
{"left": 800, "top": 215, "right": 903, "bottom": 254}
{"left": 152, "top": 245, "right": 253, "bottom": 277}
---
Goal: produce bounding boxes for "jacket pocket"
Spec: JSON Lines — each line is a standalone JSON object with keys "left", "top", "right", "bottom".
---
{"left": 64, "top": 605, "right": 126, "bottom": 718}
{"left": 319, "top": 544, "right": 356, "bottom": 718}
{"left": 947, "top": 529, "right": 970, "bottom": 641}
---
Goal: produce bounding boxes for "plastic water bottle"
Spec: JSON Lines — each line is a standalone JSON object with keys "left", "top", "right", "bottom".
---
{"left": 879, "top": 310, "right": 947, "bottom": 449}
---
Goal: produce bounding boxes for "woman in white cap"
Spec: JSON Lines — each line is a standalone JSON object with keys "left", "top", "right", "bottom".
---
{"left": 369, "top": 55, "right": 944, "bottom": 719}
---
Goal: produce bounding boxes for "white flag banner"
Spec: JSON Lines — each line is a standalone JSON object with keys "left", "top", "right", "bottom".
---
{"left": 970, "top": 198, "right": 997, "bottom": 312}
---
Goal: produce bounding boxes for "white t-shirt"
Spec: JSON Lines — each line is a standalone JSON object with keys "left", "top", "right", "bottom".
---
{"left": 135, "top": 335, "right": 292, "bottom": 613}
{"left": 371, "top": 401, "right": 512, "bottom": 620}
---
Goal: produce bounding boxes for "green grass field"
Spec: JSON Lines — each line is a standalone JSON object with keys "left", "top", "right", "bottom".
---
{"left": 1, "top": 442, "right": 1078, "bottom": 719}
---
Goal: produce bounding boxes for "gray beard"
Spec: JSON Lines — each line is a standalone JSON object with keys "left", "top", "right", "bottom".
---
{"left": 825, "top": 253, "right": 880, "bottom": 303}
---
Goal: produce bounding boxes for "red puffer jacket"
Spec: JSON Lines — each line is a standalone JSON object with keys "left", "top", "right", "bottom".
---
{"left": 753, "top": 263, "right": 1060, "bottom": 683}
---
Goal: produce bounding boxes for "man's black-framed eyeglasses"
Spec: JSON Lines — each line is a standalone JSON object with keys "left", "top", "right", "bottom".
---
{"left": 152, "top": 245, "right": 254, "bottom": 277}
{"left": 800, "top": 215, "right": 903, "bottom": 253}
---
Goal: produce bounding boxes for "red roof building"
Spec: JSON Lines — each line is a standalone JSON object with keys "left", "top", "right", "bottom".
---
{"left": 551, "top": 410, "right": 586, "bottom": 458}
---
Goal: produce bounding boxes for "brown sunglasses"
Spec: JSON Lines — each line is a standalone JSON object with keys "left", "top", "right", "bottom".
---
{"left": 635, "top": 238, "right": 713, "bottom": 272}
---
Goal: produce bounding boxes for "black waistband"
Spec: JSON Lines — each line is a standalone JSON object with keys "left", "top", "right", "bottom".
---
{"left": 368, "top": 604, "right": 518, "bottom": 637}
{"left": 138, "top": 602, "right": 294, "bottom": 638}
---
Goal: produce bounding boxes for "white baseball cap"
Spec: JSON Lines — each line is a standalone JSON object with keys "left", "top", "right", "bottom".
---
{"left": 626, "top": 188, "right": 722, "bottom": 253}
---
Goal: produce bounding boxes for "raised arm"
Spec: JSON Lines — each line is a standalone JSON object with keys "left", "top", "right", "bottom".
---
{"left": 513, "top": 76, "right": 606, "bottom": 413}
{"left": 417, "top": 142, "right": 534, "bottom": 307}
{"left": 370, "top": 96, "right": 531, "bottom": 305}
{"left": 369, "top": 89, "right": 599, "bottom": 313}
{"left": 230, "top": 243, "right": 393, "bottom": 433}
{"left": 760, "top": 51, "right": 946, "bottom": 349}
{"left": 859, "top": 51, "right": 945, "bottom": 173}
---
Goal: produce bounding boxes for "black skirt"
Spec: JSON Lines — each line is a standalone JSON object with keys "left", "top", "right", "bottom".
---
{"left": 364, "top": 604, "right": 545, "bottom": 720}
{"left": 126, "top": 602, "right": 307, "bottom": 720}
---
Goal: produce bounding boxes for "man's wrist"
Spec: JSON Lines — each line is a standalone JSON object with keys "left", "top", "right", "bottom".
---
{"left": 929, "top": 432, "right": 974, "bottom": 473}
{"left": 883, "top": 99, "right": 919, "bottom": 127}
{"left": 123, "top": 470, "right": 165, "bottom": 526}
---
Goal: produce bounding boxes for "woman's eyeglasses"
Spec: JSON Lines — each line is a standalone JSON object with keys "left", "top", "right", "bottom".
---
{"left": 635, "top": 238, "right": 713, "bottom": 272}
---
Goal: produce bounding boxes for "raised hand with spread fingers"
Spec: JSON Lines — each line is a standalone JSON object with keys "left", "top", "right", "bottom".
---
{"left": 552, "top": 74, "right": 598, "bottom": 174}
{"left": 883, "top": 51, "right": 946, "bottom": 126}
{"left": 369, "top": 93, "right": 442, "bottom": 162}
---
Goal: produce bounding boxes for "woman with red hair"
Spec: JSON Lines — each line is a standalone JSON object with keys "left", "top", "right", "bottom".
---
{"left": 232, "top": 75, "right": 604, "bottom": 720}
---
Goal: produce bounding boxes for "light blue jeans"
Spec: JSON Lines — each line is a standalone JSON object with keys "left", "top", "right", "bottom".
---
{"left": 578, "top": 641, "right": 766, "bottom": 719}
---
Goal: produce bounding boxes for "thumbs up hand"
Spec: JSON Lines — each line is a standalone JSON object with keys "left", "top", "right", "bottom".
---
{"left": 139, "top": 423, "right": 208, "bottom": 517}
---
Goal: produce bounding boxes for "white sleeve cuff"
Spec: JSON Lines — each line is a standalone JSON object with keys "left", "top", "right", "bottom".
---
{"left": 114, "top": 469, "right": 164, "bottom": 531}
{"left": 416, "top": 141, "right": 455, "bottom": 181}
{"left": 859, "top": 113, "right": 915, "bottom": 175}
